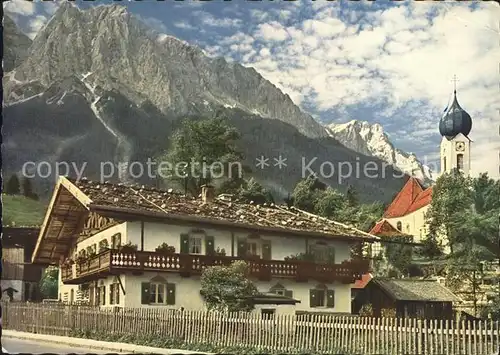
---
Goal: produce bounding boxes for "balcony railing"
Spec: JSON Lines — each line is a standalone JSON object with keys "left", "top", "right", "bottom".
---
{"left": 61, "top": 250, "right": 369, "bottom": 284}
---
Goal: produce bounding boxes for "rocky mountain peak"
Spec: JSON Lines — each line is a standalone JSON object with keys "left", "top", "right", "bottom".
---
{"left": 3, "top": 15, "right": 32, "bottom": 72}
{"left": 6, "top": 3, "right": 327, "bottom": 139}
{"left": 326, "top": 119, "right": 435, "bottom": 184}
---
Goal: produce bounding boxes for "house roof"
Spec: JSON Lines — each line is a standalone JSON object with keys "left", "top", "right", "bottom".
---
{"left": 369, "top": 220, "right": 407, "bottom": 236}
{"left": 353, "top": 273, "right": 372, "bottom": 289}
{"left": 32, "top": 176, "right": 378, "bottom": 264}
{"left": 383, "top": 177, "right": 432, "bottom": 218}
{"left": 371, "top": 278, "right": 462, "bottom": 302}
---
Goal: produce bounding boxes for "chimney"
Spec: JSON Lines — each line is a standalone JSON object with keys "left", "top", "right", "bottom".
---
{"left": 201, "top": 184, "right": 215, "bottom": 203}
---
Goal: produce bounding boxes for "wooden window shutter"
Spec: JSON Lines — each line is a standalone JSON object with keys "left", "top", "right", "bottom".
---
{"left": 328, "top": 247, "right": 336, "bottom": 264}
{"left": 116, "top": 284, "right": 120, "bottom": 305}
{"left": 180, "top": 234, "right": 189, "bottom": 254}
{"left": 326, "top": 289, "right": 335, "bottom": 308}
{"left": 309, "top": 289, "right": 318, "bottom": 308}
{"left": 237, "top": 239, "right": 247, "bottom": 257}
{"left": 166, "top": 283, "right": 176, "bottom": 305}
{"left": 284, "top": 290, "right": 293, "bottom": 298}
{"left": 109, "top": 285, "right": 114, "bottom": 305}
{"left": 205, "top": 236, "right": 215, "bottom": 256}
{"left": 141, "top": 282, "right": 150, "bottom": 305}
{"left": 261, "top": 240, "right": 272, "bottom": 260}
{"left": 102, "top": 286, "right": 106, "bottom": 305}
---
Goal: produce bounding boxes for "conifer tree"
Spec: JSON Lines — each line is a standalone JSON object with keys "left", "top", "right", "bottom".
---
{"left": 5, "top": 174, "right": 21, "bottom": 195}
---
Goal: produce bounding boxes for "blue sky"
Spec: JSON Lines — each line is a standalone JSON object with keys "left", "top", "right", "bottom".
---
{"left": 4, "top": 0, "right": 500, "bottom": 178}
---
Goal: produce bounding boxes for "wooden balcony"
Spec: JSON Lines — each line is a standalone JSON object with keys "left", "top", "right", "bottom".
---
{"left": 61, "top": 250, "right": 369, "bottom": 285}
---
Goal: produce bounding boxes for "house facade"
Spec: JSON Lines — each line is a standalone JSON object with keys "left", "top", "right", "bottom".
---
{"left": 32, "top": 177, "right": 375, "bottom": 315}
{"left": 2, "top": 227, "right": 44, "bottom": 302}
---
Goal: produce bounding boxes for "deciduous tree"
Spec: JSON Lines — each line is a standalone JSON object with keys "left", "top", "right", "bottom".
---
{"left": 159, "top": 117, "right": 244, "bottom": 196}
{"left": 200, "top": 261, "right": 259, "bottom": 312}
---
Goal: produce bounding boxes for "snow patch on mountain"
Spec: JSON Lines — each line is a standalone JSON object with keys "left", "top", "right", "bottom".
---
{"left": 325, "top": 120, "right": 435, "bottom": 184}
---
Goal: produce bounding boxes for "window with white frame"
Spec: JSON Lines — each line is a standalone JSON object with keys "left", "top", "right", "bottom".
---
{"left": 148, "top": 282, "right": 176, "bottom": 305}
{"left": 247, "top": 241, "right": 258, "bottom": 256}
{"left": 110, "top": 278, "right": 120, "bottom": 305}
{"left": 189, "top": 235, "right": 202, "bottom": 254}
{"left": 97, "top": 281, "right": 106, "bottom": 305}
{"left": 150, "top": 282, "right": 166, "bottom": 304}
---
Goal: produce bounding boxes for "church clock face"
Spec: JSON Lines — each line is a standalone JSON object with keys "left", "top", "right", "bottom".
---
{"left": 455, "top": 142, "right": 465, "bottom": 152}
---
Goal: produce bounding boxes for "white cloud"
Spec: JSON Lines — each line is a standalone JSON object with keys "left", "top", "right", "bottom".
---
{"left": 255, "top": 21, "right": 289, "bottom": 42}
{"left": 174, "top": 21, "right": 196, "bottom": 31}
{"left": 194, "top": 11, "right": 241, "bottom": 28}
{"left": 3, "top": 0, "right": 36, "bottom": 16}
{"left": 218, "top": 2, "right": 499, "bottom": 178}
{"left": 26, "top": 14, "right": 48, "bottom": 39}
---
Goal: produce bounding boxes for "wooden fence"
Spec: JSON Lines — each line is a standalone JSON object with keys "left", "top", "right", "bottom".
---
{"left": 2, "top": 302, "right": 499, "bottom": 354}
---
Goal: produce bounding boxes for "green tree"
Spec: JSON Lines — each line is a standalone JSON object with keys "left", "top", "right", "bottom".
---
{"left": 200, "top": 260, "right": 259, "bottom": 312}
{"left": 380, "top": 235, "right": 415, "bottom": 277}
{"left": 39, "top": 266, "right": 59, "bottom": 299}
{"left": 481, "top": 295, "right": 500, "bottom": 320}
{"left": 472, "top": 173, "right": 500, "bottom": 214}
{"left": 5, "top": 174, "right": 21, "bottom": 195}
{"left": 159, "top": 117, "right": 244, "bottom": 195}
{"left": 22, "top": 177, "right": 38, "bottom": 200}
{"left": 236, "top": 178, "right": 274, "bottom": 204}
{"left": 314, "top": 187, "right": 346, "bottom": 219}
{"left": 426, "top": 170, "right": 474, "bottom": 251}
{"left": 418, "top": 233, "right": 444, "bottom": 259}
{"left": 292, "top": 176, "right": 326, "bottom": 212}
{"left": 345, "top": 184, "right": 358, "bottom": 207}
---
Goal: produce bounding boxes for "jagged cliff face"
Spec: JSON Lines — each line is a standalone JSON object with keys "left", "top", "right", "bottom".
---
{"left": 6, "top": 3, "right": 325, "bottom": 138}
{"left": 3, "top": 3, "right": 407, "bottom": 202}
{"left": 325, "top": 120, "right": 435, "bottom": 184}
{"left": 3, "top": 15, "right": 32, "bottom": 72}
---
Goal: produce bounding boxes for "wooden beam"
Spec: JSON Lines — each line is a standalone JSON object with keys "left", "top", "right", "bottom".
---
{"left": 117, "top": 275, "right": 126, "bottom": 296}
{"left": 60, "top": 176, "right": 93, "bottom": 206}
{"left": 32, "top": 179, "right": 63, "bottom": 263}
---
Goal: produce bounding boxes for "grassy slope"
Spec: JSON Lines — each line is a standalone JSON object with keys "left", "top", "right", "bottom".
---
{"left": 2, "top": 194, "right": 47, "bottom": 227}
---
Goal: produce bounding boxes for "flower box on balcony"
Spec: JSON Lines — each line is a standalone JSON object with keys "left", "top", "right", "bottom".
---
{"left": 119, "top": 242, "right": 138, "bottom": 254}
{"left": 155, "top": 243, "right": 176, "bottom": 255}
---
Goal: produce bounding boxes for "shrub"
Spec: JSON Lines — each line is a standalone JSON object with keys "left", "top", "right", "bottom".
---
{"left": 155, "top": 242, "right": 175, "bottom": 254}
{"left": 215, "top": 247, "right": 226, "bottom": 256}
{"left": 381, "top": 308, "right": 396, "bottom": 318}
{"left": 359, "top": 303, "right": 373, "bottom": 317}
{"left": 119, "top": 242, "right": 138, "bottom": 253}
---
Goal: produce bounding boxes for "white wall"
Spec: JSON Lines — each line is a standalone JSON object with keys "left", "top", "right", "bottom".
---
{"left": 385, "top": 207, "right": 449, "bottom": 252}
{"left": 122, "top": 271, "right": 352, "bottom": 315}
{"left": 126, "top": 221, "right": 351, "bottom": 262}
{"left": 440, "top": 134, "right": 471, "bottom": 177}
{"left": 385, "top": 206, "right": 430, "bottom": 244}
{"left": 60, "top": 219, "right": 356, "bottom": 311}
{"left": 59, "top": 223, "right": 127, "bottom": 302}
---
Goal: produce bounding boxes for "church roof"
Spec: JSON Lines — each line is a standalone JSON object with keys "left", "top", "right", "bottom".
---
{"left": 439, "top": 90, "right": 472, "bottom": 140}
{"left": 383, "top": 177, "right": 432, "bottom": 218}
{"left": 369, "top": 220, "right": 405, "bottom": 236}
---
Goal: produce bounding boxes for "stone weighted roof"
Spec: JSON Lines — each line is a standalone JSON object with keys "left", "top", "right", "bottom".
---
{"left": 69, "top": 177, "right": 378, "bottom": 242}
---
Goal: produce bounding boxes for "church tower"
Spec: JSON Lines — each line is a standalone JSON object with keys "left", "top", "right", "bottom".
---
{"left": 439, "top": 82, "right": 473, "bottom": 176}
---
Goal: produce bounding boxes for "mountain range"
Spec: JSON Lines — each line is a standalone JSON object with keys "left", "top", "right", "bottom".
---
{"left": 325, "top": 121, "right": 435, "bottom": 184}
{"left": 2, "top": 3, "right": 433, "bottom": 202}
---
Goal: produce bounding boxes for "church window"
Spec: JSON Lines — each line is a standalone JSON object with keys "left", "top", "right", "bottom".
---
{"left": 443, "top": 157, "right": 447, "bottom": 172}
{"left": 396, "top": 221, "right": 402, "bottom": 231}
{"left": 457, "top": 154, "right": 464, "bottom": 171}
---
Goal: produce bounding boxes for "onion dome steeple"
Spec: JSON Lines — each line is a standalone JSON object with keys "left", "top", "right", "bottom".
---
{"left": 439, "top": 76, "right": 472, "bottom": 140}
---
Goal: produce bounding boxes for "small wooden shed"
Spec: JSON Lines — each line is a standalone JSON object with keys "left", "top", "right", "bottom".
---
{"left": 353, "top": 278, "right": 461, "bottom": 320}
